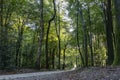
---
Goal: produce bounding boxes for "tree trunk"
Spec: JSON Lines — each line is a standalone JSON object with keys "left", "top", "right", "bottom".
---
{"left": 62, "top": 44, "right": 67, "bottom": 69}
{"left": 87, "top": 5, "right": 94, "bottom": 66}
{"left": 84, "top": 25, "right": 88, "bottom": 67}
{"left": 36, "top": 0, "right": 44, "bottom": 69}
{"left": 58, "top": 4, "right": 61, "bottom": 69}
{"left": 105, "top": 0, "right": 114, "bottom": 65}
{"left": 0, "top": 0, "right": 3, "bottom": 69}
{"left": 45, "top": 0, "right": 56, "bottom": 69}
{"left": 79, "top": 6, "right": 88, "bottom": 67}
{"left": 54, "top": 4, "right": 61, "bottom": 69}
{"left": 52, "top": 48, "right": 55, "bottom": 69}
{"left": 29, "top": 30, "right": 36, "bottom": 66}
{"left": 113, "top": 0, "right": 120, "bottom": 65}
{"left": 76, "top": 2, "right": 84, "bottom": 66}
{"left": 16, "top": 19, "right": 24, "bottom": 67}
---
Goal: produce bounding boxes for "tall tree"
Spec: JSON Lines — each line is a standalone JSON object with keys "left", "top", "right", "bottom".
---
{"left": 113, "top": 0, "right": 120, "bottom": 65}
{"left": 79, "top": 3, "right": 88, "bottom": 67}
{"left": 105, "top": 0, "right": 114, "bottom": 65}
{"left": 0, "top": 0, "right": 4, "bottom": 69}
{"left": 87, "top": 4, "right": 94, "bottom": 66}
{"left": 76, "top": 0, "right": 84, "bottom": 66}
{"left": 36, "top": 0, "right": 44, "bottom": 69}
{"left": 58, "top": 3, "right": 61, "bottom": 69}
{"left": 45, "top": 0, "right": 56, "bottom": 69}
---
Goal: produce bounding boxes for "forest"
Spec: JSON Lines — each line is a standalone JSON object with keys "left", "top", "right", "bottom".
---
{"left": 0, "top": 0, "right": 120, "bottom": 71}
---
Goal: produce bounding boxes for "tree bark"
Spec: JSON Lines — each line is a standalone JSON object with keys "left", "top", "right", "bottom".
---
{"left": 87, "top": 5, "right": 94, "bottom": 66}
{"left": 45, "top": 0, "right": 56, "bottom": 69}
{"left": 78, "top": 6, "right": 88, "bottom": 67}
{"left": 113, "top": 0, "right": 120, "bottom": 65}
{"left": 105, "top": 0, "right": 114, "bottom": 65}
{"left": 52, "top": 48, "right": 55, "bottom": 69}
{"left": 62, "top": 44, "right": 67, "bottom": 69}
{"left": 58, "top": 3, "right": 61, "bottom": 69}
{"left": 76, "top": 2, "right": 85, "bottom": 66}
{"left": 54, "top": 4, "right": 61, "bottom": 69}
{"left": 36, "top": 0, "right": 44, "bottom": 69}
{"left": 0, "top": 0, "right": 3, "bottom": 69}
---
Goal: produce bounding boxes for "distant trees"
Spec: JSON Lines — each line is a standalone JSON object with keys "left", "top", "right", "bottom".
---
{"left": 69, "top": 0, "right": 120, "bottom": 66}
{"left": 0, "top": 0, "right": 15, "bottom": 69}
{"left": 67, "top": 0, "right": 120, "bottom": 67}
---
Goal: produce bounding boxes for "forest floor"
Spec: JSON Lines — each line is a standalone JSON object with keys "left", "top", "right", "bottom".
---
{"left": 0, "top": 66, "right": 120, "bottom": 80}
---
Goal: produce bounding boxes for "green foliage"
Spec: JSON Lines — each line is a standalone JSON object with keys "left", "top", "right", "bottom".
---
{"left": 94, "top": 46, "right": 107, "bottom": 66}
{"left": 0, "top": 0, "right": 118, "bottom": 70}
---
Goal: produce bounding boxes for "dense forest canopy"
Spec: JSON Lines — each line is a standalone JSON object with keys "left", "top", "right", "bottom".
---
{"left": 0, "top": 0, "right": 120, "bottom": 70}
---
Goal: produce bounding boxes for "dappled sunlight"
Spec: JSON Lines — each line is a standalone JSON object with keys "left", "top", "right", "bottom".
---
{"left": 0, "top": 0, "right": 120, "bottom": 79}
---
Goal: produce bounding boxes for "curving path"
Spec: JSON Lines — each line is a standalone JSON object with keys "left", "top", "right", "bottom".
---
{"left": 0, "top": 70, "right": 73, "bottom": 80}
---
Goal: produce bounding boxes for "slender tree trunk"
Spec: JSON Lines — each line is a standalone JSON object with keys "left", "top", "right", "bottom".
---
{"left": 0, "top": 0, "right": 3, "bottom": 69}
{"left": 29, "top": 30, "right": 36, "bottom": 66}
{"left": 105, "top": 0, "right": 114, "bottom": 65}
{"left": 36, "top": 0, "right": 44, "bottom": 69}
{"left": 62, "top": 44, "right": 67, "bottom": 69}
{"left": 113, "top": 0, "right": 120, "bottom": 65}
{"left": 45, "top": 0, "right": 56, "bottom": 69}
{"left": 84, "top": 25, "right": 88, "bottom": 67}
{"left": 54, "top": 5, "right": 61, "bottom": 69}
{"left": 58, "top": 4, "right": 61, "bottom": 69}
{"left": 16, "top": 19, "right": 24, "bottom": 67}
{"left": 76, "top": 56, "right": 78, "bottom": 67}
{"left": 87, "top": 5, "right": 94, "bottom": 66}
{"left": 52, "top": 48, "right": 55, "bottom": 69}
{"left": 15, "top": 16, "right": 29, "bottom": 68}
{"left": 79, "top": 7, "right": 88, "bottom": 67}
{"left": 76, "top": 3, "right": 84, "bottom": 66}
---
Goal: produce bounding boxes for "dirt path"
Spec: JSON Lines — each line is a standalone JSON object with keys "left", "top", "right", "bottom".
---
{"left": 1, "top": 67, "right": 120, "bottom": 80}
{"left": 0, "top": 70, "right": 73, "bottom": 80}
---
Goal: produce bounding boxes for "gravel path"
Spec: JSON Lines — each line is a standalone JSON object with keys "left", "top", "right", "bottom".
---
{"left": 0, "top": 70, "right": 73, "bottom": 80}
{"left": 1, "top": 67, "right": 120, "bottom": 80}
